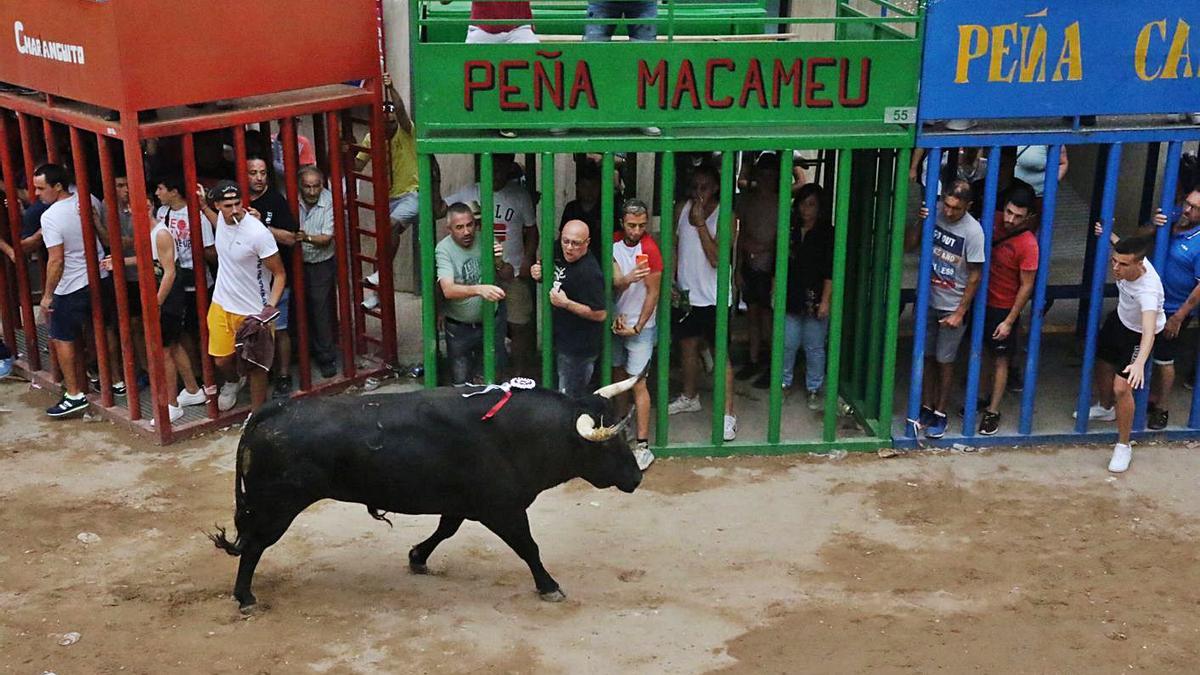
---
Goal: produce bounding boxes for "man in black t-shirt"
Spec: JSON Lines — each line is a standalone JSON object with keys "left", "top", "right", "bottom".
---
{"left": 531, "top": 220, "right": 607, "bottom": 398}
{"left": 247, "top": 156, "right": 300, "bottom": 397}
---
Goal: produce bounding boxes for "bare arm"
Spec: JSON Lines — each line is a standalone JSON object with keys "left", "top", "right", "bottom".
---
{"left": 268, "top": 226, "right": 298, "bottom": 247}
{"left": 1124, "top": 310, "right": 1158, "bottom": 388}
{"left": 438, "top": 276, "right": 505, "bottom": 302}
{"left": 635, "top": 271, "right": 662, "bottom": 332}
{"left": 551, "top": 289, "right": 607, "bottom": 322}
{"left": 153, "top": 229, "right": 176, "bottom": 306}
{"left": 261, "top": 253, "right": 287, "bottom": 308}
{"left": 1164, "top": 281, "right": 1200, "bottom": 338}
{"left": 1057, "top": 146, "right": 1069, "bottom": 181}
{"left": 40, "top": 245, "right": 64, "bottom": 314}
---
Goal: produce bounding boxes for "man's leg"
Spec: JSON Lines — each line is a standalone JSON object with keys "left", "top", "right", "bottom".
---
{"left": 172, "top": 344, "right": 201, "bottom": 393}
{"left": 52, "top": 339, "right": 81, "bottom": 396}
{"left": 305, "top": 260, "right": 337, "bottom": 366}
{"left": 935, "top": 361, "right": 955, "bottom": 414}
{"left": 508, "top": 321, "right": 535, "bottom": 378}
{"left": 680, "top": 336, "right": 700, "bottom": 399}
{"left": 583, "top": 2, "right": 618, "bottom": 42}
{"left": 633, "top": 377, "right": 651, "bottom": 440}
{"left": 1114, "top": 372, "right": 1135, "bottom": 444}
{"left": 626, "top": 1, "right": 659, "bottom": 41}
{"left": 1095, "top": 359, "right": 1117, "bottom": 409}
{"left": 248, "top": 366, "right": 270, "bottom": 410}
{"left": 1152, "top": 362, "right": 1174, "bottom": 408}
{"left": 988, "top": 354, "right": 1009, "bottom": 412}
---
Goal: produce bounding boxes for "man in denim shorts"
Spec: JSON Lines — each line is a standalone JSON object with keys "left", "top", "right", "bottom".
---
{"left": 610, "top": 199, "right": 662, "bottom": 469}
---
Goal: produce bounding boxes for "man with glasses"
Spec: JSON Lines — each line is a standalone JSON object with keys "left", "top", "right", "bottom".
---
{"left": 531, "top": 220, "right": 607, "bottom": 398}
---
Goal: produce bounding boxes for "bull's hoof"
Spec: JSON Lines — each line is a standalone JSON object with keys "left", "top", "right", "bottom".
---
{"left": 408, "top": 548, "right": 429, "bottom": 574}
{"left": 237, "top": 601, "right": 259, "bottom": 616}
{"left": 539, "top": 589, "right": 566, "bottom": 603}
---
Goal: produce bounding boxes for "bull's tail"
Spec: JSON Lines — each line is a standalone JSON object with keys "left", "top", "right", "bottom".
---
{"left": 207, "top": 405, "right": 279, "bottom": 557}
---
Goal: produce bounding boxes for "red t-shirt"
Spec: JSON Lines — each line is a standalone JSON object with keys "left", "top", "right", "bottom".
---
{"left": 987, "top": 216, "right": 1039, "bottom": 309}
{"left": 471, "top": 2, "right": 534, "bottom": 33}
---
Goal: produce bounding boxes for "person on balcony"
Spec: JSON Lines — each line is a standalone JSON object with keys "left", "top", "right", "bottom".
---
{"left": 584, "top": 1, "right": 657, "bottom": 42}
{"left": 909, "top": 179, "right": 984, "bottom": 439}
{"left": 666, "top": 164, "right": 738, "bottom": 442}
{"left": 465, "top": 1, "right": 537, "bottom": 44}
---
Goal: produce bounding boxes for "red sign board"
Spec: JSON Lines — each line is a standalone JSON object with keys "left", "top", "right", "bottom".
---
{"left": 0, "top": 1, "right": 379, "bottom": 111}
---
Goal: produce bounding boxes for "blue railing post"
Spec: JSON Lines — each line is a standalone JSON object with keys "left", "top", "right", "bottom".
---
{"left": 962, "top": 146, "right": 1001, "bottom": 437}
{"left": 905, "top": 148, "right": 942, "bottom": 438}
{"left": 1019, "top": 145, "right": 1062, "bottom": 435}
{"left": 1075, "top": 144, "right": 1124, "bottom": 434}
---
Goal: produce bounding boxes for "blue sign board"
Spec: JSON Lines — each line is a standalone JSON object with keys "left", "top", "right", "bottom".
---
{"left": 920, "top": 0, "right": 1200, "bottom": 120}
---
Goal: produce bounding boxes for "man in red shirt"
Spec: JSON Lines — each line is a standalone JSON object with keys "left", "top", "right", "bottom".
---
{"left": 467, "top": 1, "right": 537, "bottom": 43}
{"left": 977, "top": 186, "right": 1039, "bottom": 435}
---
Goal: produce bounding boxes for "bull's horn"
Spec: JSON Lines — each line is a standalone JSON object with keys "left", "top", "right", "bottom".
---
{"left": 593, "top": 375, "right": 638, "bottom": 399}
{"left": 576, "top": 413, "right": 618, "bottom": 442}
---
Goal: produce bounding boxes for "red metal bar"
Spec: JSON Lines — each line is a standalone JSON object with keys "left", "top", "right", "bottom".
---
{"left": 281, "top": 116, "right": 312, "bottom": 391}
{"left": 43, "top": 118, "right": 58, "bottom": 164}
{"left": 233, "top": 125, "right": 250, "bottom": 206}
{"left": 0, "top": 92, "right": 123, "bottom": 140}
{"left": 67, "top": 126, "right": 113, "bottom": 408}
{"left": 135, "top": 88, "right": 373, "bottom": 140}
{"left": 312, "top": 113, "right": 329, "bottom": 178}
{"left": 15, "top": 112, "right": 50, "bottom": 374}
{"left": 325, "top": 111, "right": 356, "bottom": 378}
{"left": 341, "top": 109, "right": 367, "bottom": 354}
{"left": 120, "top": 129, "right": 173, "bottom": 442}
{"left": 96, "top": 134, "right": 142, "bottom": 418}
{"left": 0, "top": 113, "right": 41, "bottom": 371}
{"left": 365, "top": 76, "right": 397, "bottom": 364}
{"left": 0, "top": 206, "right": 15, "bottom": 351}
{"left": 182, "top": 133, "right": 219, "bottom": 419}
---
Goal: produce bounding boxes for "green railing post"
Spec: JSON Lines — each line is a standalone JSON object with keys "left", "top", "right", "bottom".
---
{"left": 711, "top": 152, "right": 735, "bottom": 446}
{"left": 539, "top": 152, "right": 556, "bottom": 388}
{"left": 878, "top": 148, "right": 912, "bottom": 437}
{"left": 823, "top": 150, "right": 854, "bottom": 442}
{"left": 654, "top": 153, "right": 675, "bottom": 449}
{"left": 767, "top": 149, "right": 794, "bottom": 445}
{"left": 600, "top": 152, "right": 615, "bottom": 386}
{"left": 418, "top": 153, "right": 438, "bottom": 388}
{"left": 865, "top": 149, "right": 896, "bottom": 423}
{"left": 479, "top": 153, "right": 496, "bottom": 384}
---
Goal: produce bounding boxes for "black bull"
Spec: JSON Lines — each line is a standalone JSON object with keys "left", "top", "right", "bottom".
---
{"left": 209, "top": 380, "right": 642, "bottom": 611}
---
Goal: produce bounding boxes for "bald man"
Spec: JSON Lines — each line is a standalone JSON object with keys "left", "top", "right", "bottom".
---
{"left": 532, "top": 220, "right": 607, "bottom": 398}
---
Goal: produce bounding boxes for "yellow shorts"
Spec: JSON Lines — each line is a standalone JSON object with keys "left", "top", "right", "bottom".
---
{"left": 207, "top": 301, "right": 248, "bottom": 358}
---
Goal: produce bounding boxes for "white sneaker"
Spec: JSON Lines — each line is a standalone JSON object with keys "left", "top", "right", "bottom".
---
{"left": 218, "top": 380, "right": 242, "bottom": 412}
{"left": 1108, "top": 443, "right": 1133, "bottom": 473}
{"left": 640, "top": 126, "right": 662, "bottom": 137}
{"left": 1189, "top": 113, "right": 1200, "bottom": 124}
{"left": 177, "top": 388, "right": 206, "bottom": 407}
{"left": 723, "top": 414, "right": 738, "bottom": 441}
{"left": 633, "top": 443, "right": 655, "bottom": 471}
{"left": 944, "top": 118, "right": 977, "bottom": 131}
{"left": 365, "top": 271, "right": 380, "bottom": 286}
{"left": 667, "top": 394, "right": 701, "bottom": 415}
{"left": 151, "top": 404, "right": 184, "bottom": 427}
{"left": 1073, "top": 404, "right": 1116, "bottom": 422}
{"left": 362, "top": 290, "right": 380, "bottom": 310}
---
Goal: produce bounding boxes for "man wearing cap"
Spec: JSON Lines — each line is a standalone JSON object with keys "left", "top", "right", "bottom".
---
{"left": 197, "top": 181, "right": 287, "bottom": 412}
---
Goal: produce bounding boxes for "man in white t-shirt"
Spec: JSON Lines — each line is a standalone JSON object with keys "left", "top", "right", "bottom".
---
{"left": 665, "top": 165, "right": 738, "bottom": 442}
{"left": 610, "top": 199, "right": 662, "bottom": 469}
{"left": 198, "top": 181, "right": 287, "bottom": 413}
{"left": 1082, "top": 232, "right": 1165, "bottom": 473}
{"left": 441, "top": 153, "right": 538, "bottom": 376}
{"left": 37, "top": 163, "right": 111, "bottom": 418}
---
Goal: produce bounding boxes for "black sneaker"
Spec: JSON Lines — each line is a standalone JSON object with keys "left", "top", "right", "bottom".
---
{"left": 978, "top": 410, "right": 1001, "bottom": 436}
{"left": 735, "top": 362, "right": 762, "bottom": 380}
{"left": 47, "top": 393, "right": 89, "bottom": 418}
{"left": 273, "top": 375, "right": 292, "bottom": 398}
{"left": 319, "top": 361, "right": 338, "bottom": 379}
{"left": 111, "top": 381, "right": 127, "bottom": 397}
{"left": 1147, "top": 406, "right": 1169, "bottom": 431}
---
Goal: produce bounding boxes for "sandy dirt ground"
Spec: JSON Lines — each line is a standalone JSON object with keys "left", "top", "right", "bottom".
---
{"left": 2, "top": 378, "right": 1199, "bottom": 675}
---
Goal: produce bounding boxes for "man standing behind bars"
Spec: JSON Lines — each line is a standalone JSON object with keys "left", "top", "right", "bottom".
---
{"left": 296, "top": 166, "right": 339, "bottom": 379}
{"left": 976, "top": 186, "right": 1038, "bottom": 436}
{"left": 36, "top": 163, "right": 109, "bottom": 418}
{"left": 909, "top": 179, "right": 984, "bottom": 439}
{"left": 246, "top": 156, "right": 300, "bottom": 397}
{"left": 531, "top": 220, "right": 607, "bottom": 399}
{"left": 667, "top": 164, "right": 738, "bottom": 442}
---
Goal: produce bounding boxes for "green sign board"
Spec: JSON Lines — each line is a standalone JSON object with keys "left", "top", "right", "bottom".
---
{"left": 414, "top": 41, "right": 919, "bottom": 131}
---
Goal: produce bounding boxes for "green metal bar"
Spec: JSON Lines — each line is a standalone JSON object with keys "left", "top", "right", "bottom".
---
{"left": 600, "top": 153, "right": 615, "bottom": 386}
{"left": 415, "top": 131, "right": 917, "bottom": 157}
{"left": 416, "top": 15, "right": 919, "bottom": 29}
{"left": 865, "top": 149, "right": 896, "bottom": 419}
{"left": 823, "top": 150, "right": 853, "bottom": 442}
{"left": 418, "top": 154, "right": 438, "bottom": 388}
{"left": 479, "top": 153, "right": 496, "bottom": 384}
{"left": 654, "top": 153, "right": 676, "bottom": 448}
{"left": 767, "top": 149, "right": 794, "bottom": 445}
{"left": 667, "top": 0, "right": 676, "bottom": 41}
{"left": 877, "top": 147, "right": 912, "bottom": 437}
{"left": 850, "top": 151, "right": 875, "bottom": 397}
{"left": 539, "top": 152, "right": 556, "bottom": 388}
{"left": 711, "top": 152, "right": 735, "bottom": 445}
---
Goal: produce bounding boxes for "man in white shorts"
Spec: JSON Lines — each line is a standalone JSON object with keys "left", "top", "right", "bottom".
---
{"left": 611, "top": 199, "right": 662, "bottom": 470}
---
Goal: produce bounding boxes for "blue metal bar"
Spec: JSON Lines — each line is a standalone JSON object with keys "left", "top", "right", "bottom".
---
{"left": 961, "top": 146, "right": 1002, "bottom": 437}
{"left": 904, "top": 147, "right": 941, "bottom": 437}
{"left": 1019, "top": 144, "right": 1062, "bottom": 435}
{"left": 917, "top": 128, "right": 1200, "bottom": 149}
{"left": 1135, "top": 142, "right": 1183, "bottom": 430}
{"left": 1075, "top": 144, "right": 1124, "bottom": 434}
